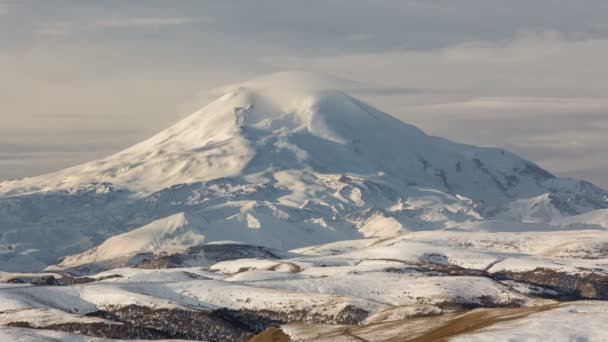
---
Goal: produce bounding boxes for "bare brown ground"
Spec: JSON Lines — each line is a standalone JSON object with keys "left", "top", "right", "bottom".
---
{"left": 401, "top": 303, "right": 559, "bottom": 342}
{"left": 249, "top": 326, "right": 291, "bottom": 342}
{"left": 277, "top": 303, "right": 560, "bottom": 341}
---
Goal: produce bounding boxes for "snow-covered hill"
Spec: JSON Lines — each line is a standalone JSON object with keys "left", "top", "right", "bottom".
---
{"left": 0, "top": 72, "right": 607, "bottom": 272}
{"left": 4, "top": 230, "right": 608, "bottom": 341}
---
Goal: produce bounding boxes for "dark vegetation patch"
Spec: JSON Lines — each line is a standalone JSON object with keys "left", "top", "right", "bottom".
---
{"left": 494, "top": 268, "right": 608, "bottom": 300}
{"left": 14, "top": 303, "right": 366, "bottom": 341}
{"left": 135, "top": 243, "right": 282, "bottom": 269}
{"left": 379, "top": 257, "right": 608, "bottom": 301}
{"left": 8, "top": 321, "right": 168, "bottom": 340}
{"left": 6, "top": 274, "right": 122, "bottom": 286}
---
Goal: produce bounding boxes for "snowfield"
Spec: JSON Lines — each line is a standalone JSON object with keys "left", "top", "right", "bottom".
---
{"left": 1, "top": 72, "right": 607, "bottom": 340}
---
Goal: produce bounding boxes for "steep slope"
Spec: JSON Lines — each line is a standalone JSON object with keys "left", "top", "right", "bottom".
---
{"left": 0, "top": 72, "right": 606, "bottom": 271}
{"left": 50, "top": 213, "right": 207, "bottom": 273}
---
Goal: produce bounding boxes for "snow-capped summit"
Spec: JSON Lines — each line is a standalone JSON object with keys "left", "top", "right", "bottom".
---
{"left": 0, "top": 72, "right": 606, "bottom": 271}
{"left": 0, "top": 72, "right": 558, "bottom": 203}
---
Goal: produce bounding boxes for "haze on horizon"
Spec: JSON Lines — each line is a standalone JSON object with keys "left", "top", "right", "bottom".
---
{"left": 1, "top": 0, "right": 607, "bottom": 188}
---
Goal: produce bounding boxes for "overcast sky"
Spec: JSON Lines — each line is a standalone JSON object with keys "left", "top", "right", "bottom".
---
{"left": 1, "top": 0, "right": 607, "bottom": 188}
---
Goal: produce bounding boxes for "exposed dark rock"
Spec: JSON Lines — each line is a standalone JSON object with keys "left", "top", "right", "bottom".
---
{"left": 29, "top": 275, "right": 61, "bottom": 286}
{"left": 5, "top": 278, "right": 25, "bottom": 284}
{"left": 472, "top": 158, "right": 508, "bottom": 193}
{"left": 231, "top": 305, "right": 368, "bottom": 326}
{"left": 435, "top": 168, "right": 451, "bottom": 190}
{"left": 134, "top": 243, "right": 283, "bottom": 269}
{"left": 433, "top": 296, "right": 526, "bottom": 311}
{"left": 95, "top": 305, "right": 272, "bottom": 341}
{"left": 366, "top": 257, "right": 491, "bottom": 278}
{"left": 549, "top": 190, "right": 608, "bottom": 216}
{"left": 56, "top": 275, "right": 120, "bottom": 286}
{"left": 6, "top": 273, "right": 123, "bottom": 286}
{"left": 8, "top": 321, "right": 168, "bottom": 340}
{"left": 384, "top": 264, "right": 488, "bottom": 278}
{"left": 78, "top": 303, "right": 369, "bottom": 341}
{"left": 493, "top": 268, "right": 608, "bottom": 300}
{"left": 380, "top": 258, "right": 608, "bottom": 302}
{"left": 380, "top": 257, "right": 608, "bottom": 302}
{"left": 417, "top": 154, "right": 431, "bottom": 171}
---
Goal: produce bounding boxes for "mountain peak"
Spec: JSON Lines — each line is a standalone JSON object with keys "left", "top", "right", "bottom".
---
{"left": 0, "top": 72, "right": 563, "bottom": 205}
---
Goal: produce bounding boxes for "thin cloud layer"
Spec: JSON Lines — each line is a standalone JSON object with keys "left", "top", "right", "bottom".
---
{"left": 0, "top": 1, "right": 607, "bottom": 187}
{"left": 93, "top": 16, "right": 197, "bottom": 29}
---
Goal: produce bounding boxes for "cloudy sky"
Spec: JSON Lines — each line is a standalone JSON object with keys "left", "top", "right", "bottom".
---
{"left": 1, "top": 0, "right": 607, "bottom": 188}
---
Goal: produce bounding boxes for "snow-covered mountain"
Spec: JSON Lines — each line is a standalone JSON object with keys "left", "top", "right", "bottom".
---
{"left": 0, "top": 72, "right": 607, "bottom": 272}
{"left": 2, "top": 72, "right": 608, "bottom": 342}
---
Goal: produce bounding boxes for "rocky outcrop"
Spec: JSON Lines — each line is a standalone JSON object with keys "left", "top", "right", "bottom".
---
{"left": 5, "top": 273, "right": 121, "bottom": 286}
{"left": 134, "top": 243, "right": 283, "bottom": 269}
{"left": 8, "top": 321, "right": 168, "bottom": 340}
{"left": 493, "top": 268, "right": 608, "bottom": 300}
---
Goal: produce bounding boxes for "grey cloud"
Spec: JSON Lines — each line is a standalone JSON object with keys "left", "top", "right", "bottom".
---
{"left": 349, "top": 86, "right": 429, "bottom": 97}
{"left": 92, "top": 16, "right": 197, "bottom": 29}
{"left": 391, "top": 110, "right": 608, "bottom": 188}
{"left": 0, "top": 142, "right": 124, "bottom": 154}
{"left": 0, "top": 1, "right": 607, "bottom": 188}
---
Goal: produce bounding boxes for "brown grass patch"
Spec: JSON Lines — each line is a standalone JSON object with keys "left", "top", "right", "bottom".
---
{"left": 249, "top": 327, "right": 291, "bottom": 342}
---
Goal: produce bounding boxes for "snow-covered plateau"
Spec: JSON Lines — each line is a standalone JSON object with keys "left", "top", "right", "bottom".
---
{"left": 1, "top": 72, "right": 607, "bottom": 341}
